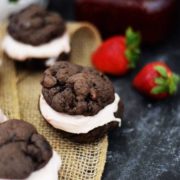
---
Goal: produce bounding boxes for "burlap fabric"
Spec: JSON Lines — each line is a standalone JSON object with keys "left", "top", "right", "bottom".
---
{"left": 0, "top": 24, "right": 20, "bottom": 119}
{"left": 0, "top": 22, "right": 108, "bottom": 180}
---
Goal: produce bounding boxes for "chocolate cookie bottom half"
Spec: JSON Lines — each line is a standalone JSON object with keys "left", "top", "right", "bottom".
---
{"left": 56, "top": 101, "right": 123, "bottom": 144}
{"left": 60, "top": 122, "right": 119, "bottom": 144}
{"left": 12, "top": 52, "right": 71, "bottom": 70}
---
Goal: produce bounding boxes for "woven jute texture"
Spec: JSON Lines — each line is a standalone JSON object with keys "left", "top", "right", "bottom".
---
{"left": 0, "top": 22, "right": 108, "bottom": 180}
{"left": 0, "top": 24, "right": 20, "bottom": 119}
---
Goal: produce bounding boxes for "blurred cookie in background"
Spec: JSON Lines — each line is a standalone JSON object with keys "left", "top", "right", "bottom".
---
{"left": 2, "top": 4, "right": 71, "bottom": 68}
{"left": 0, "top": 0, "right": 48, "bottom": 22}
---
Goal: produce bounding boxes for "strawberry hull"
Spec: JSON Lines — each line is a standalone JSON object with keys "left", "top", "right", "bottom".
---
{"left": 133, "top": 74, "right": 169, "bottom": 100}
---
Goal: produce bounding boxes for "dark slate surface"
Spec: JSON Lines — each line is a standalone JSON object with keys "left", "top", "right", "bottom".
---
{"left": 49, "top": 1, "right": 180, "bottom": 179}
{"left": 104, "top": 44, "right": 180, "bottom": 180}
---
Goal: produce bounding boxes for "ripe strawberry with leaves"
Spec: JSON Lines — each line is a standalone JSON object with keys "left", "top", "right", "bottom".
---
{"left": 92, "top": 28, "right": 141, "bottom": 75}
{"left": 133, "top": 61, "right": 180, "bottom": 99}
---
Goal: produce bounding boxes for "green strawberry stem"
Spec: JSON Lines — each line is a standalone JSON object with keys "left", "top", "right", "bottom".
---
{"left": 151, "top": 66, "right": 180, "bottom": 95}
{"left": 125, "top": 27, "right": 141, "bottom": 68}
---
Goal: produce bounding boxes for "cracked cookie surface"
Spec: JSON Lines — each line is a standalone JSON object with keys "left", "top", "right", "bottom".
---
{"left": 41, "top": 62, "right": 115, "bottom": 116}
{"left": 0, "top": 120, "right": 52, "bottom": 179}
{"left": 8, "top": 5, "right": 66, "bottom": 46}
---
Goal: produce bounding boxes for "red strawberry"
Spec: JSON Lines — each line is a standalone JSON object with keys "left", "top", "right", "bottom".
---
{"left": 92, "top": 28, "right": 141, "bottom": 75}
{"left": 133, "top": 61, "right": 180, "bottom": 100}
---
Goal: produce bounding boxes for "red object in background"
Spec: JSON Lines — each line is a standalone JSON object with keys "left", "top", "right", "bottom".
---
{"left": 76, "top": 0, "right": 176, "bottom": 44}
{"left": 133, "top": 61, "right": 180, "bottom": 100}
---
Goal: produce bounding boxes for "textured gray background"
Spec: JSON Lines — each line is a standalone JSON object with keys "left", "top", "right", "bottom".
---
{"left": 48, "top": 1, "right": 180, "bottom": 179}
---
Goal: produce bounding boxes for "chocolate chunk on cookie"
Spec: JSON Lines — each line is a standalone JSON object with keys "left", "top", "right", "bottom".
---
{"left": 0, "top": 120, "right": 52, "bottom": 179}
{"left": 41, "top": 62, "right": 115, "bottom": 116}
{"left": 8, "top": 5, "right": 66, "bottom": 46}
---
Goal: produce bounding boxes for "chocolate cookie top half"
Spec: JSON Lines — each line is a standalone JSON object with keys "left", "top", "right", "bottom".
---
{"left": 41, "top": 62, "right": 115, "bottom": 116}
{"left": 0, "top": 120, "right": 52, "bottom": 179}
{"left": 8, "top": 5, "right": 66, "bottom": 46}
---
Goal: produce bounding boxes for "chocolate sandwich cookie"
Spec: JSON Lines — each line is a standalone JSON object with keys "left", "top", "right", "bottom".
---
{"left": 2, "top": 5, "right": 71, "bottom": 67}
{"left": 40, "top": 62, "right": 123, "bottom": 143}
{"left": 0, "top": 120, "right": 61, "bottom": 180}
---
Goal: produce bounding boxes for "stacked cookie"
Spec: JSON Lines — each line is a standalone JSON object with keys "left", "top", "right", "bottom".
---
{"left": 2, "top": 5, "right": 70, "bottom": 67}
{"left": 40, "top": 62, "right": 123, "bottom": 143}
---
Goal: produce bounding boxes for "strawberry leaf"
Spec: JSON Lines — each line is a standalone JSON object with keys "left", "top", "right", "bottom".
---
{"left": 172, "top": 73, "right": 180, "bottom": 84}
{"left": 154, "top": 66, "right": 168, "bottom": 78}
{"left": 126, "top": 28, "right": 141, "bottom": 48}
{"left": 169, "top": 79, "right": 177, "bottom": 95}
{"left": 155, "top": 77, "right": 166, "bottom": 85}
{"left": 125, "top": 27, "right": 141, "bottom": 69}
{"left": 168, "top": 73, "right": 180, "bottom": 95}
{"left": 151, "top": 86, "right": 167, "bottom": 95}
{"left": 125, "top": 49, "right": 140, "bottom": 68}
{"left": 153, "top": 68, "right": 180, "bottom": 95}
